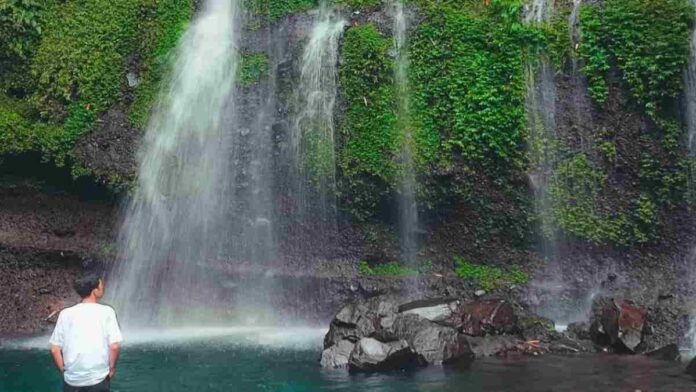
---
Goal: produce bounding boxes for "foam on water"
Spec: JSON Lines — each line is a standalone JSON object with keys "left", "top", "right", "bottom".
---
{"left": 1, "top": 326, "right": 326, "bottom": 350}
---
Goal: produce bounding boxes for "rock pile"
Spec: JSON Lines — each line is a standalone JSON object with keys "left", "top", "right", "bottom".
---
{"left": 321, "top": 295, "right": 685, "bottom": 372}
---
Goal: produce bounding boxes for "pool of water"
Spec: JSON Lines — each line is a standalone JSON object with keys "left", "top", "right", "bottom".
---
{"left": 1, "top": 327, "right": 695, "bottom": 392}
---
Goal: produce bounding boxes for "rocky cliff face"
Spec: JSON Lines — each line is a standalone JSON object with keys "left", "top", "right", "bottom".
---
{"left": 1, "top": 0, "right": 695, "bottom": 338}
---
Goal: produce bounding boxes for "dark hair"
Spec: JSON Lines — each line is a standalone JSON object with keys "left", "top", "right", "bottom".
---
{"left": 74, "top": 273, "right": 102, "bottom": 298}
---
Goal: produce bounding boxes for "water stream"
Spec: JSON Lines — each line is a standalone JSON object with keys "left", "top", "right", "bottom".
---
{"left": 683, "top": 0, "right": 696, "bottom": 354}
{"left": 290, "top": 4, "right": 346, "bottom": 237}
{"left": 392, "top": 0, "right": 420, "bottom": 265}
{"left": 108, "top": 0, "right": 240, "bottom": 327}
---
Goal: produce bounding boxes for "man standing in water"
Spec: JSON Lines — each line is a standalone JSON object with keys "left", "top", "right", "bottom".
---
{"left": 49, "top": 273, "right": 123, "bottom": 391}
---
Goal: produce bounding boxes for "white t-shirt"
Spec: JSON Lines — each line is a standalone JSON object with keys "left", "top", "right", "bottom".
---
{"left": 49, "top": 303, "right": 123, "bottom": 387}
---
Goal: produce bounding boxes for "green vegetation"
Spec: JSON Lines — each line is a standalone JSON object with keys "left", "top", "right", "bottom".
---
{"left": 577, "top": 4, "right": 610, "bottom": 103}
{"left": 238, "top": 53, "right": 269, "bottom": 86}
{"left": 337, "top": 24, "right": 399, "bottom": 220}
{"left": 454, "top": 256, "right": 528, "bottom": 291}
{"left": 337, "top": 0, "right": 381, "bottom": 9}
{"left": 130, "top": 0, "right": 194, "bottom": 129}
{"left": 409, "top": 0, "right": 540, "bottom": 174}
{"left": 0, "top": 0, "right": 194, "bottom": 186}
{"left": 578, "top": 0, "right": 694, "bottom": 114}
{"left": 541, "top": 4, "right": 572, "bottom": 70}
{"left": 548, "top": 154, "right": 633, "bottom": 245}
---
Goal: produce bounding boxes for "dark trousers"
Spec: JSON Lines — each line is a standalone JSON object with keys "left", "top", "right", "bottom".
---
{"left": 63, "top": 376, "right": 110, "bottom": 392}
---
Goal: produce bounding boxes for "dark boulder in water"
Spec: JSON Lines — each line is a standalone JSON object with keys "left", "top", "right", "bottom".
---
{"left": 320, "top": 339, "right": 355, "bottom": 368}
{"left": 322, "top": 296, "right": 475, "bottom": 370}
{"left": 389, "top": 313, "right": 474, "bottom": 365}
{"left": 323, "top": 296, "right": 399, "bottom": 349}
{"left": 348, "top": 338, "right": 419, "bottom": 372}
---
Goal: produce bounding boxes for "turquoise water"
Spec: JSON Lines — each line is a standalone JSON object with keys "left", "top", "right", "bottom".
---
{"left": 1, "top": 328, "right": 695, "bottom": 392}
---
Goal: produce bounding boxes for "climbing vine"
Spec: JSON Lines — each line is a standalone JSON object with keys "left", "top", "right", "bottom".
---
{"left": 578, "top": 0, "right": 694, "bottom": 114}
{"left": 238, "top": 53, "right": 270, "bottom": 86}
{"left": 130, "top": 0, "right": 194, "bottom": 129}
{"left": 337, "top": 24, "right": 399, "bottom": 220}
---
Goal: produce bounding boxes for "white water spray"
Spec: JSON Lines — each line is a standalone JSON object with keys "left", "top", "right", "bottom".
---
{"left": 291, "top": 4, "right": 346, "bottom": 230}
{"left": 108, "top": 0, "right": 240, "bottom": 326}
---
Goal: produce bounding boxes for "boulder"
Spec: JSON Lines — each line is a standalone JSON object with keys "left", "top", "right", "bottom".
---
{"left": 348, "top": 338, "right": 418, "bottom": 373}
{"left": 390, "top": 313, "right": 474, "bottom": 365}
{"left": 320, "top": 339, "right": 355, "bottom": 368}
{"left": 566, "top": 321, "right": 591, "bottom": 341}
{"left": 399, "top": 298, "right": 461, "bottom": 327}
{"left": 644, "top": 344, "right": 680, "bottom": 362}
{"left": 590, "top": 297, "right": 647, "bottom": 353}
{"left": 324, "top": 296, "right": 398, "bottom": 348}
{"left": 460, "top": 299, "right": 517, "bottom": 336}
{"left": 518, "top": 315, "right": 557, "bottom": 342}
{"left": 467, "top": 335, "right": 520, "bottom": 358}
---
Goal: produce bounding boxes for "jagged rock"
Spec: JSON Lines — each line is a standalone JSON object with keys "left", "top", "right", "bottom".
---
{"left": 589, "top": 297, "right": 647, "bottom": 353}
{"left": 320, "top": 339, "right": 355, "bottom": 368}
{"left": 645, "top": 344, "right": 680, "bottom": 362}
{"left": 348, "top": 338, "right": 418, "bottom": 372}
{"left": 460, "top": 299, "right": 517, "bottom": 336}
{"left": 567, "top": 321, "right": 591, "bottom": 341}
{"left": 390, "top": 313, "right": 474, "bottom": 365}
{"left": 323, "top": 297, "right": 398, "bottom": 348}
{"left": 686, "top": 357, "right": 696, "bottom": 378}
{"left": 518, "top": 315, "right": 556, "bottom": 342}
{"left": 467, "top": 335, "right": 520, "bottom": 358}
{"left": 399, "top": 298, "right": 461, "bottom": 327}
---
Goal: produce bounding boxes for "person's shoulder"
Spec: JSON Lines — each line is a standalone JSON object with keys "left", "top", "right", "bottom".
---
{"left": 58, "top": 303, "right": 81, "bottom": 317}
{"left": 96, "top": 303, "right": 118, "bottom": 315}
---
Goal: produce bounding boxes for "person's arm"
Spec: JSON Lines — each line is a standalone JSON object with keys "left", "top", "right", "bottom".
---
{"left": 106, "top": 308, "right": 123, "bottom": 380}
{"left": 50, "top": 344, "right": 64, "bottom": 373}
{"left": 108, "top": 343, "right": 120, "bottom": 379}
{"left": 49, "top": 312, "right": 65, "bottom": 375}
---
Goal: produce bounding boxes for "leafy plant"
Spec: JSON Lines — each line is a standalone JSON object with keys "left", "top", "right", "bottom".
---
{"left": 454, "top": 256, "right": 528, "bottom": 291}
{"left": 357, "top": 260, "right": 419, "bottom": 277}
{"left": 238, "top": 53, "right": 269, "bottom": 86}
{"left": 337, "top": 24, "right": 399, "bottom": 220}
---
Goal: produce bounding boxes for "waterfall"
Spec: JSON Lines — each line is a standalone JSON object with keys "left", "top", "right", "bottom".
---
{"left": 683, "top": 0, "right": 696, "bottom": 353}
{"left": 524, "top": 0, "right": 553, "bottom": 24}
{"left": 108, "top": 0, "right": 240, "bottom": 326}
{"left": 525, "top": 0, "right": 557, "bottom": 263}
{"left": 524, "top": 0, "right": 568, "bottom": 322}
{"left": 392, "top": 0, "right": 419, "bottom": 264}
{"left": 290, "top": 4, "right": 346, "bottom": 236}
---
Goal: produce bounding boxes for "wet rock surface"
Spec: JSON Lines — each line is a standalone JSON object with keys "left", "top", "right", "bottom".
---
{"left": 589, "top": 297, "right": 647, "bottom": 353}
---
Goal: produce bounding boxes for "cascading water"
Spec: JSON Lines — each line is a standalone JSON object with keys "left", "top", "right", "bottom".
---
{"left": 290, "top": 4, "right": 346, "bottom": 235}
{"left": 525, "top": 0, "right": 558, "bottom": 265}
{"left": 524, "top": 0, "right": 568, "bottom": 323}
{"left": 108, "top": 0, "right": 240, "bottom": 327}
{"left": 683, "top": 0, "right": 696, "bottom": 353}
{"left": 524, "top": 0, "right": 553, "bottom": 24}
{"left": 392, "top": 0, "right": 419, "bottom": 264}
